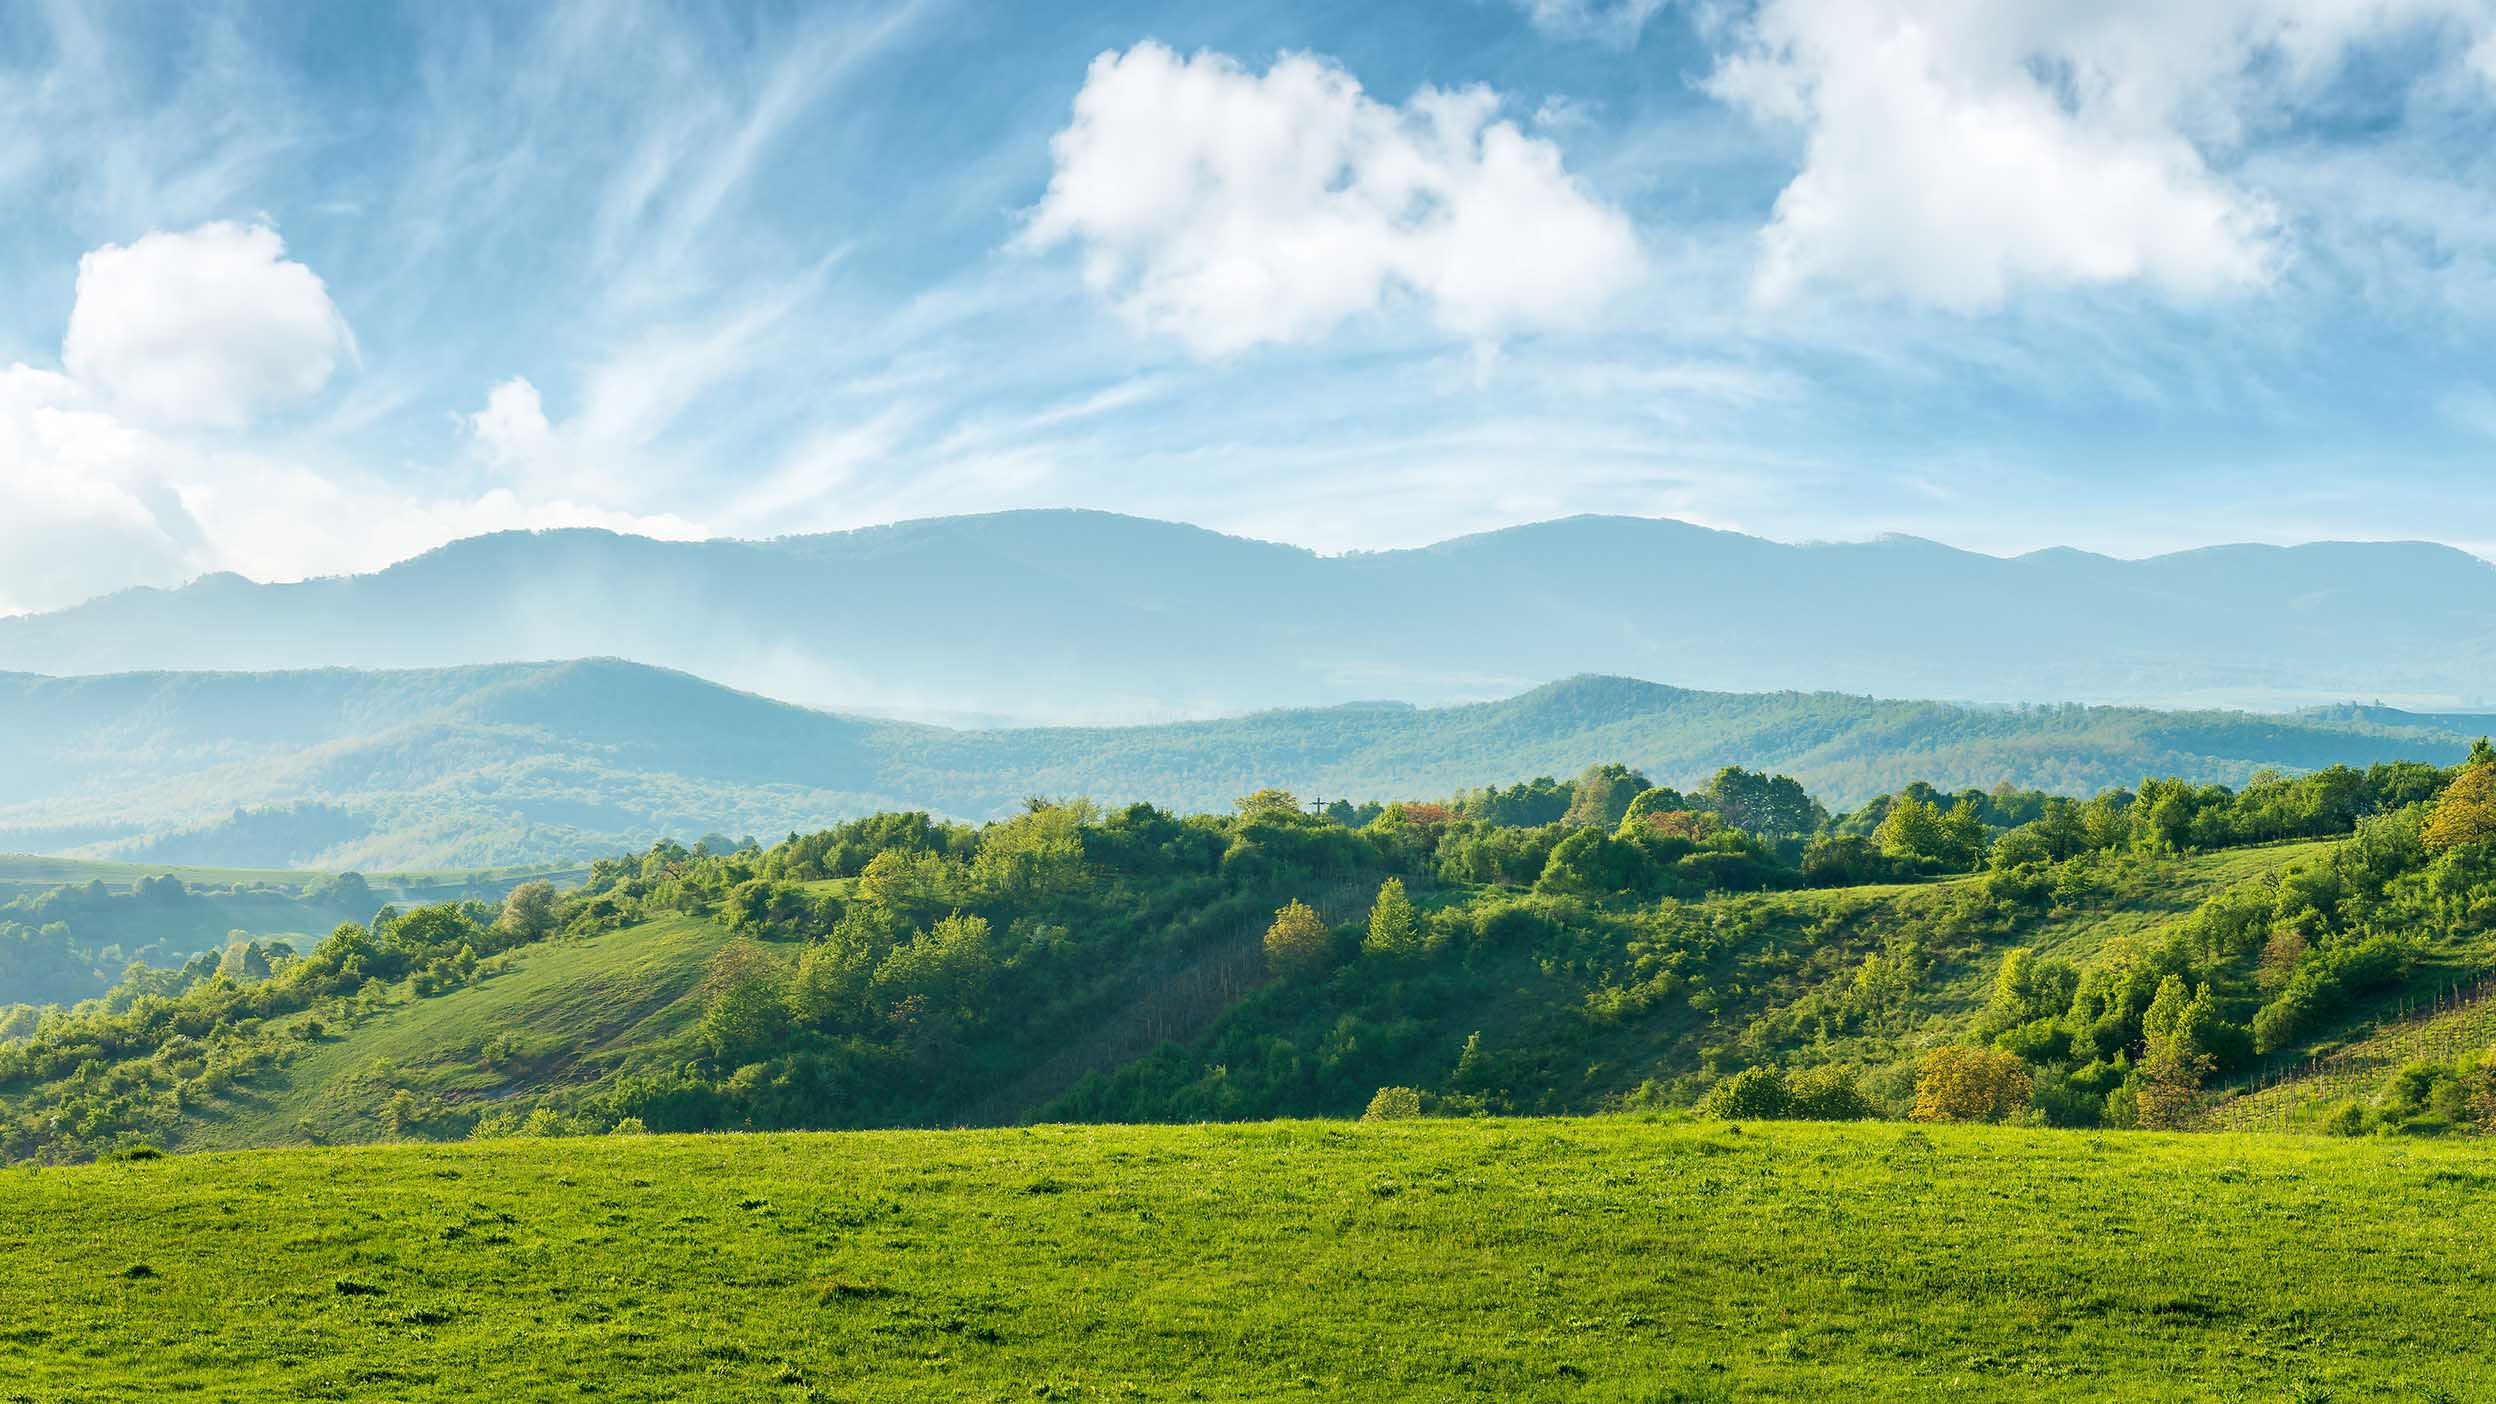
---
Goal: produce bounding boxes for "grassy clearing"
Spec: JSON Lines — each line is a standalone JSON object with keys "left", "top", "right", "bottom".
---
{"left": 3, "top": 1117, "right": 2492, "bottom": 1403}
{"left": 187, "top": 914, "right": 729, "bottom": 1150}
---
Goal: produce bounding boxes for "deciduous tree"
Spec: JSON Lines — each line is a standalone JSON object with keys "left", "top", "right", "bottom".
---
{"left": 1263, "top": 899, "right": 1330, "bottom": 977}
{"left": 1910, "top": 1045, "right": 2033, "bottom": 1123}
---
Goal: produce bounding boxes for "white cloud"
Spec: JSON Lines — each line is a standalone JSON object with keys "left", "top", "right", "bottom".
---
{"left": 62, "top": 222, "right": 357, "bottom": 427}
{"left": 466, "top": 377, "right": 557, "bottom": 472}
{"left": 0, "top": 365, "right": 207, "bottom": 612}
{"left": 0, "top": 357, "right": 708, "bottom": 615}
{"left": 0, "top": 226, "right": 703, "bottom": 616}
{"left": 1705, "top": 0, "right": 2496, "bottom": 310}
{"left": 1019, "top": 42, "right": 1644, "bottom": 355}
{"left": 1515, "top": 0, "right": 1674, "bottom": 48}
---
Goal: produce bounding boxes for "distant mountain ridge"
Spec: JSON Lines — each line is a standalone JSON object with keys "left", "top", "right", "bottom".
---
{"left": 2, "top": 511, "right": 2491, "bottom": 721}
{"left": 0, "top": 660, "right": 2477, "bottom": 870}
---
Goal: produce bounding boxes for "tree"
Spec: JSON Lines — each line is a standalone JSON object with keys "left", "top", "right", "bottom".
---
{"left": 2424, "top": 763, "right": 2496, "bottom": 854}
{"left": 1234, "top": 788, "right": 1302, "bottom": 817}
{"left": 971, "top": 800, "right": 1093, "bottom": 899}
{"left": 1937, "top": 798, "right": 1989, "bottom": 868}
{"left": 2141, "top": 974, "right": 2193, "bottom": 1055}
{"left": 1619, "top": 786, "right": 1691, "bottom": 828}
{"left": 1701, "top": 767, "right": 1826, "bottom": 838}
{"left": 870, "top": 912, "right": 996, "bottom": 1036}
{"left": 1622, "top": 806, "right": 1720, "bottom": 843}
{"left": 1364, "top": 879, "right": 1421, "bottom": 956}
{"left": 1910, "top": 1046, "right": 2034, "bottom": 1123}
{"left": 790, "top": 916, "right": 883, "bottom": 1033}
{"left": 1562, "top": 764, "right": 1650, "bottom": 829}
{"left": 1876, "top": 796, "right": 1946, "bottom": 864}
{"left": 2133, "top": 1044, "right": 2215, "bottom": 1130}
{"left": 1263, "top": 899, "right": 1330, "bottom": 977}
{"left": 698, "top": 937, "right": 789, "bottom": 1066}
{"left": 496, "top": 880, "right": 562, "bottom": 943}
{"left": 214, "top": 938, "right": 271, "bottom": 982}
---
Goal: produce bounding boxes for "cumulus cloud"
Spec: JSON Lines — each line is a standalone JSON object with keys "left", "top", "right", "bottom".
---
{"left": 1019, "top": 42, "right": 1644, "bottom": 355}
{"left": 466, "top": 377, "right": 558, "bottom": 472}
{"left": 1705, "top": 0, "right": 2496, "bottom": 310}
{"left": 0, "top": 366, "right": 208, "bottom": 612}
{"left": 0, "top": 228, "right": 700, "bottom": 616}
{"left": 62, "top": 221, "right": 358, "bottom": 427}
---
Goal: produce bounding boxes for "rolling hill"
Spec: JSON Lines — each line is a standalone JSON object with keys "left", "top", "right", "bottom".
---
{"left": 0, "top": 661, "right": 2479, "bottom": 869}
{"left": 3, "top": 510, "right": 2492, "bottom": 721}
{"left": 155, "top": 840, "right": 2335, "bottom": 1152}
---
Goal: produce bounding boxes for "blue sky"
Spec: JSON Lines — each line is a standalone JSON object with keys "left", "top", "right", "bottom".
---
{"left": 3, "top": 0, "right": 2495, "bottom": 613}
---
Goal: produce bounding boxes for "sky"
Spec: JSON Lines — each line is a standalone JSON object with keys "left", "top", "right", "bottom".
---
{"left": 4, "top": 0, "right": 2496, "bottom": 614}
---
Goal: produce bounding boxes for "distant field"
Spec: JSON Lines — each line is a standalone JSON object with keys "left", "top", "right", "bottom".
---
{"left": 4, "top": 1118, "right": 2492, "bottom": 1402}
{"left": 0, "top": 853, "right": 589, "bottom": 899}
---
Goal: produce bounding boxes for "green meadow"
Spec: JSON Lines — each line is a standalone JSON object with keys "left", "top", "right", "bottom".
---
{"left": 5, "top": 1117, "right": 2493, "bottom": 1403}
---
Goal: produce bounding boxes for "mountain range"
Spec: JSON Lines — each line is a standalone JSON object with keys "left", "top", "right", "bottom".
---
{"left": 3, "top": 511, "right": 2491, "bottom": 722}
{"left": 2, "top": 660, "right": 2478, "bottom": 871}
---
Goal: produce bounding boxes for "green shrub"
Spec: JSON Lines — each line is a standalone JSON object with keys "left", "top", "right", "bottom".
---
{"left": 2320, "top": 1101, "right": 2370, "bottom": 1137}
{"left": 1785, "top": 1065, "right": 1873, "bottom": 1121}
{"left": 1699, "top": 1066, "right": 1791, "bottom": 1120}
{"left": 1361, "top": 1087, "right": 1423, "bottom": 1121}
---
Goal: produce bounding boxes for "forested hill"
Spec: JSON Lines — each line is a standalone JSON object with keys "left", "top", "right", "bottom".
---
{"left": 0, "top": 661, "right": 2475, "bottom": 870}
{"left": 2, "top": 511, "right": 2492, "bottom": 720}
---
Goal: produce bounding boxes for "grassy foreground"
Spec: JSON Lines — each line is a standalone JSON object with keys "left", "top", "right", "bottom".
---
{"left": 5, "top": 1119, "right": 2494, "bottom": 1402}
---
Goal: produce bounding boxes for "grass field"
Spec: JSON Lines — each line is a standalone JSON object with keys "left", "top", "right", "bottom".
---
{"left": 4, "top": 1117, "right": 2492, "bottom": 1403}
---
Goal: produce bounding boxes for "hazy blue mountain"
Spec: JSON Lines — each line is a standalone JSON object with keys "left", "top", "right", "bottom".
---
{"left": 1, "top": 661, "right": 2476, "bottom": 870}
{"left": 0, "top": 512, "right": 2490, "bottom": 721}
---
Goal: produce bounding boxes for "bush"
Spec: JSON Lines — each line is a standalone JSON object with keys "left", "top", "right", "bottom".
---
{"left": 2252, "top": 935, "right": 2413, "bottom": 1053}
{"left": 1699, "top": 1066, "right": 1791, "bottom": 1120}
{"left": 1361, "top": 1086, "right": 1423, "bottom": 1121}
{"left": 1786, "top": 1065, "right": 1874, "bottom": 1121}
{"left": 2320, "top": 1100, "right": 2370, "bottom": 1137}
{"left": 470, "top": 1111, "right": 523, "bottom": 1140}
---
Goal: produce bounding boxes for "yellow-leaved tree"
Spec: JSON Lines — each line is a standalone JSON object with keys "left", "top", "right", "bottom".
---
{"left": 1909, "top": 1045, "right": 2033, "bottom": 1123}
{"left": 1263, "top": 899, "right": 1330, "bottom": 977}
{"left": 2424, "top": 760, "right": 2496, "bottom": 854}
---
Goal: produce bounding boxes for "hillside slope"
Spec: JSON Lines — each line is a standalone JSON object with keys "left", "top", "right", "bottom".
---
{"left": 6, "top": 1120, "right": 2492, "bottom": 1402}
{"left": 76, "top": 841, "right": 2333, "bottom": 1152}
{"left": 1, "top": 662, "right": 2476, "bottom": 869}
{"left": 4, "top": 510, "right": 2492, "bottom": 719}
